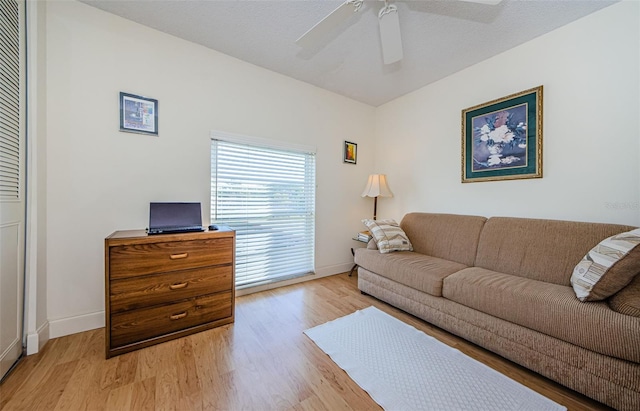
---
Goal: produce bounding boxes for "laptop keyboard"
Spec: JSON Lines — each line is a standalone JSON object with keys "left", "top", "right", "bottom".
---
{"left": 148, "top": 226, "right": 204, "bottom": 234}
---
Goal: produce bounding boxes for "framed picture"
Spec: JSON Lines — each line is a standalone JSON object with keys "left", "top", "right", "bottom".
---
{"left": 344, "top": 141, "right": 357, "bottom": 164}
{"left": 119, "top": 92, "right": 158, "bottom": 136}
{"left": 461, "top": 86, "right": 543, "bottom": 183}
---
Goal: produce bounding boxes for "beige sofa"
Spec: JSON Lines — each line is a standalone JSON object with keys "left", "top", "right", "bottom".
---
{"left": 355, "top": 213, "right": 640, "bottom": 411}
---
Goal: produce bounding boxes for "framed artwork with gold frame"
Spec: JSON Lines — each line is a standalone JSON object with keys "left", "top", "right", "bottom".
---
{"left": 462, "top": 86, "right": 542, "bottom": 183}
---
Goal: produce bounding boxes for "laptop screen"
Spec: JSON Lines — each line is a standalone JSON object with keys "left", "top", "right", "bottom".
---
{"left": 149, "top": 202, "right": 202, "bottom": 229}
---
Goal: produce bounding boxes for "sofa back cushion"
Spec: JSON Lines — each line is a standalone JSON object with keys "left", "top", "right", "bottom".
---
{"left": 400, "top": 213, "right": 487, "bottom": 266}
{"left": 475, "top": 217, "right": 636, "bottom": 286}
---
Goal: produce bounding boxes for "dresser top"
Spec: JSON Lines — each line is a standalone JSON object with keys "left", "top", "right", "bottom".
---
{"left": 105, "top": 227, "right": 235, "bottom": 245}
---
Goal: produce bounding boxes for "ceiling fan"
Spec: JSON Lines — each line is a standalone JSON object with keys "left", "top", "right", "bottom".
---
{"left": 296, "top": 0, "right": 503, "bottom": 65}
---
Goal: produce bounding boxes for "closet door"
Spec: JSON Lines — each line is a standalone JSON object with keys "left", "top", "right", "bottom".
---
{"left": 0, "top": 0, "right": 25, "bottom": 381}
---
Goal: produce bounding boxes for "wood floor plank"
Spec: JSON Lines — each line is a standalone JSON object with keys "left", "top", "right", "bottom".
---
{"left": 7, "top": 359, "right": 78, "bottom": 410}
{"left": 53, "top": 358, "right": 101, "bottom": 411}
{"left": 129, "top": 377, "right": 156, "bottom": 411}
{"left": 0, "top": 352, "right": 39, "bottom": 408}
{"left": 0, "top": 273, "right": 612, "bottom": 411}
{"left": 1, "top": 338, "right": 59, "bottom": 403}
{"left": 105, "top": 383, "right": 133, "bottom": 411}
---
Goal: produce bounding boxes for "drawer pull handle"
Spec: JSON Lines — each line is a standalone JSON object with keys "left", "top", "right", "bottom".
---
{"left": 170, "top": 312, "right": 187, "bottom": 320}
{"left": 169, "top": 282, "right": 188, "bottom": 290}
{"left": 170, "top": 253, "right": 188, "bottom": 260}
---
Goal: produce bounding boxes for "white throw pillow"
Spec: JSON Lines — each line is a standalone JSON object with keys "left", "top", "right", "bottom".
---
{"left": 362, "top": 219, "right": 413, "bottom": 254}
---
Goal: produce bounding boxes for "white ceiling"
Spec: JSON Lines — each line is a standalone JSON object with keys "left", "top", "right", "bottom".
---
{"left": 79, "top": 0, "right": 618, "bottom": 107}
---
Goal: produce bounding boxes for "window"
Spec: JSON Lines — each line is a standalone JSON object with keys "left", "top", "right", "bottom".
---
{"left": 211, "top": 134, "right": 316, "bottom": 289}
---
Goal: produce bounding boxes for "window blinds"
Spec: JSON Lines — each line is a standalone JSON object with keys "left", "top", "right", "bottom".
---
{"left": 0, "top": 0, "right": 21, "bottom": 200}
{"left": 211, "top": 138, "right": 316, "bottom": 289}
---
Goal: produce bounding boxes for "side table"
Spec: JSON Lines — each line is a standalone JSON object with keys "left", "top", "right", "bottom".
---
{"left": 350, "top": 237, "right": 369, "bottom": 276}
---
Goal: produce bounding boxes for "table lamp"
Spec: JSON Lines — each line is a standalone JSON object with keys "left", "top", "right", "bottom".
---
{"left": 361, "top": 174, "right": 393, "bottom": 220}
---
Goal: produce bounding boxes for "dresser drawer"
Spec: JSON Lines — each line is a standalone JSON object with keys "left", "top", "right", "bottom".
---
{"left": 110, "top": 291, "right": 233, "bottom": 348}
{"left": 110, "top": 265, "right": 233, "bottom": 313}
{"left": 109, "top": 238, "right": 233, "bottom": 279}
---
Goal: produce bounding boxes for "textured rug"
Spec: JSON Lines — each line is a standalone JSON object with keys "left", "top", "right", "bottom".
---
{"left": 304, "top": 306, "right": 566, "bottom": 411}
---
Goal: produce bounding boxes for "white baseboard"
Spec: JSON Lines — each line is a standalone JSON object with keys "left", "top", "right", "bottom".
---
{"left": 236, "top": 262, "right": 354, "bottom": 297}
{"left": 26, "top": 320, "right": 50, "bottom": 355}
{"left": 49, "top": 311, "right": 104, "bottom": 339}
{"left": 38, "top": 321, "right": 50, "bottom": 352}
{"left": 315, "top": 262, "right": 354, "bottom": 277}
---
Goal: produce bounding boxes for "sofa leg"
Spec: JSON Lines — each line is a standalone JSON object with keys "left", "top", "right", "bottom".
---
{"left": 360, "top": 290, "right": 369, "bottom": 296}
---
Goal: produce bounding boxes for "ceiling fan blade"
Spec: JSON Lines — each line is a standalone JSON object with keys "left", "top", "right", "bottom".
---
{"left": 378, "top": 4, "right": 403, "bottom": 65}
{"left": 458, "top": 0, "right": 503, "bottom": 5}
{"left": 296, "top": 0, "right": 363, "bottom": 48}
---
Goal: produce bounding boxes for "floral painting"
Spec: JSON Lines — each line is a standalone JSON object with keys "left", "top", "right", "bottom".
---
{"left": 472, "top": 104, "right": 527, "bottom": 171}
{"left": 462, "top": 86, "right": 542, "bottom": 183}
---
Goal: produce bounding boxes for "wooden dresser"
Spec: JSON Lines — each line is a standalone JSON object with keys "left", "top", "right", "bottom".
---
{"left": 104, "top": 228, "right": 235, "bottom": 358}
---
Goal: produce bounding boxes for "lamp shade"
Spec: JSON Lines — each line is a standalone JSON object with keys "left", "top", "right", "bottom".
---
{"left": 361, "top": 174, "right": 393, "bottom": 198}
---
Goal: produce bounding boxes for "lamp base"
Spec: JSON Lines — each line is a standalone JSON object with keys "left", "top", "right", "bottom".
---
{"left": 373, "top": 196, "right": 378, "bottom": 220}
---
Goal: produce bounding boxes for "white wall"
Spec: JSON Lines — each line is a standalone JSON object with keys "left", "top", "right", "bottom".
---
{"left": 375, "top": 1, "right": 640, "bottom": 227}
{"left": 45, "top": 1, "right": 376, "bottom": 336}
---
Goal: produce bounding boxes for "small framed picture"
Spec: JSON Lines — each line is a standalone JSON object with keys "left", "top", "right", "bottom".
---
{"left": 119, "top": 92, "right": 158, "bottom": 136}
{"left": 344, "top": 141, "right": 357, "bottom": 164}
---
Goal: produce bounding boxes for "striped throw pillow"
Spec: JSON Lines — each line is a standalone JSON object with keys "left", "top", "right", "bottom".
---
{"left": 362, "top": 219, "right": 413, "bottom": 254}
{"left": 570, "top": 228, "right": 640, "bottom": 302}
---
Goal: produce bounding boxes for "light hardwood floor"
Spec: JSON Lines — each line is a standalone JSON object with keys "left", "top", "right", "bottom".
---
{"left": 1, "top": 273, "right": 612, "bottom": 410}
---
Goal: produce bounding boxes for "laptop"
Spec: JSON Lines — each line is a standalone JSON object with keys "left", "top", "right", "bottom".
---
{"left": 147, "top": 202, "right": 205, "bottom": 235}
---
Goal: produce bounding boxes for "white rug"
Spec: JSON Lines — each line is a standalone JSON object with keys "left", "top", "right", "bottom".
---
{"left": 304, "top": 306, "right": 566, "bottom": 411}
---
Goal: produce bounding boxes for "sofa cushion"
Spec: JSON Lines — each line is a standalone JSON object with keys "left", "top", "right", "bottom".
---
{"left": 608, "top": 275, "right": 640, "bottom": 317}
{"left": 400, "top": 213, "right": 487, "bottom": 266}
{"left": 362, "top": 219, "right": 413, "bottom": 253}
{"left": 355, "top": 248, "right": 467, "bottom": 296}
{"left": 475, "top": 217, "right": 636, "bottom": 286}
{"left": 442, "top": 267, "right": 640, "bottom": 363}
{"left": 571, "top": 228, "right": 640, "bottom": 301}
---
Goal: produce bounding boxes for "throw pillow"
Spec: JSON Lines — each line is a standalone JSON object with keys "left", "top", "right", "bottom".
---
{"left": 608, "top": 275, "right": 640, "bottom": 317}
{"left": 362, "top": 219, "right": 413, "bottom": 254}
{"left": 570, "top": 228, "right": 640, "bottom": 302}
